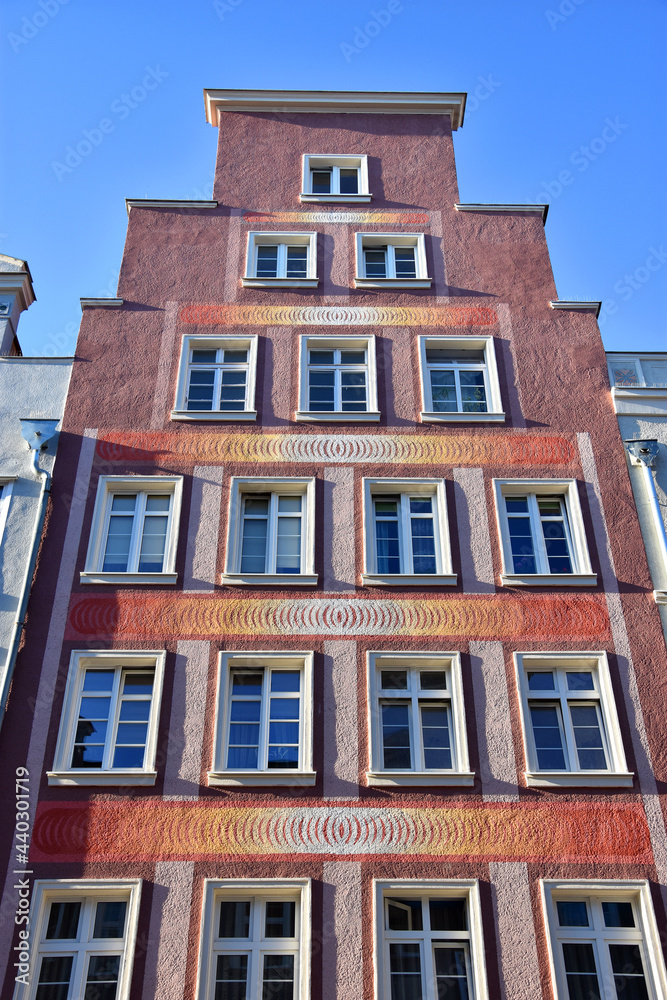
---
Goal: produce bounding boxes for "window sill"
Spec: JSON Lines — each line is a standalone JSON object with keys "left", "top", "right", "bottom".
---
{"left": 654, "top": 590, "right": 667, "bottom": 605}
{"left": 354, "top": 277, "right": 432, "bottom": 289}
{"left": 294, "top": 410, "right": 381, "bottom": 423}
{"left": 524, "top": 770, "right": 634, "bottom": 788}
{"left": 367, "top": 770, "right": 475, "bottom": 787}
{"left": 241, "top": 277, "right": 319, "bottom": 288}
{"left": 362, "top": 573, "right": 457, "bottom": 587}
{"left": 500, "top": 573, "right": 597, "bottom": 587}
{"left": 208, "top": 770, "right": 317, "bottom": 787}
{"left": 171, "top": 409, "right": 257, "bottom": 422}
{"left": 222, "top": 573, "right": 318, "bottom": 587}
{"left": 80, "top": 571, "right": 178, "bottom": 585}
{"left": 420, "top": 410, "right": 506, "bottom": 424}
{"left": 47, "top": 770, "right": 158, "bottom": 786}
{"left": 299, "top": 193, "right": 372, "bottom": 203}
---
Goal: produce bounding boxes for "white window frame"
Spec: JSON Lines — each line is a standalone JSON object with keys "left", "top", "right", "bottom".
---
{"left": 223, "top": 477, "right": 317, "bottom": 586}
{"left": 541, "top": 880, "right": 667, "bottom": 1000}
{"left": 47, "top": 650, "right": 166, "bottom": 786}
{"left": 362, "top": 478, "right": 456, "bottom": 587}
{"left": 0, "top": 477, "right": 16, "bottom": 545}
{"left": 355, "top": 233, "right": 431, "bottom": 288}
{"left": 374, "top": 880, "right": 489, "bottom": 1000}
{"left": 209, "top": 651, "right": 315, "bottom": 786}
{"left": 196, "top": 879, "right": 311, "bottom": 1000}
{"left": 295, "top": 335, "right": 380, "bottom": 422}
{"left": 418, "top": 336, "right": 505, "bottom": 423}
{"left": 493, "top": 479, "right": 597, "bottom": 586}
{"left": 171, "top": 335, "right": 258, "bottom": 421}
{"left": 366, "top": 652, "right": 473, "bottom": 786}
{"left": 81, "top": 476, "right": 183, "bottom": 585}
{"left": 242, "top": 232, "right": 318, "bottom": 288}
{"left": 14, "top": 878, "right": 142, "bottom": 1000}
{"left": 514, "top": 652, "right": 632, "bottom": 788}
{"left": 300, "top": 154, "right": 371, "bottom": 203}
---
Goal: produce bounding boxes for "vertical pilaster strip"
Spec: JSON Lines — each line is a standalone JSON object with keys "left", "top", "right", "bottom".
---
{"left": 495, "top": 304, "right": 526, "bottom": 429}
{"left": 453, "top": 467, "right": 495, "bottom": 593}
{"left": 183, "top": 465, "right": 224, "bottom": 592}
{"left": 224, "top": 208, "right": 243, "bottom": 302}
{"left": 577, "top": 432, "right": 667, "bottom": 908}
{"left": 430, "top": 211, "right": 450, "bottom": 299}
{"left": 163, "top": 640, "right": 211, "bottom": 800}
{"left": 263, "top": 326, "right": 293, "bottom": 425}
{"left": 0, "top": 431, "right": 97, "bottom": 958}
{"left": 384, "top": 327, "right": 416, "bottom": 424}
{"left": 323, "top": 224, "right": 349, "bottom": 302}
{"left": 142, "top": 861, "right": 195, "bottom": 1000}
{"left": 323, "top": 466, "right": 356, "bottom": 592}
{"left": 150, "top": 301, "right": 178, "bottom": 429}
{"left": 322, "top": 861, "right": 363, "bottom": 1000}
{"left": 469, "top": 640, "right": 519, "bottom": 801}
{"left": 323, "top": 640, "right": 359, "bottom": 799}
{"left": 488, "top": 861, "right": 541, "bottom": 1000}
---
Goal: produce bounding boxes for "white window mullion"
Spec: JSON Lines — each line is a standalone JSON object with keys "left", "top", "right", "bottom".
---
{"left": 128, "top": 492, "right": 148, "bottom": 573}
{"left": 454, "top": 370, "right": 464, "bottom": 411}
{"left": 258, "top": 672, "right": 270, "bottom": 770}
{"left": 526, "top": 494, "right": 547, "bottom": 573}
{"left": 399, "top": 495, "right": 411, "bottom": 573}
{"left": 409, "top": 684, "right": 420, "bottom": 770}
{"left": 102, "top": 668, "right": 124, "bottom": 770}
{"left": 266, "top": 494, "right": 279, "bottom": 574}
{"left": 276, "top": 243, "right": 288, "bottom": 278}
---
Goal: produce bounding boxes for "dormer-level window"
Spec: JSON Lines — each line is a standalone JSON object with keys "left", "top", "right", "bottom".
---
{"left": 300, "top": 155, "right": 371, "bottom": 203}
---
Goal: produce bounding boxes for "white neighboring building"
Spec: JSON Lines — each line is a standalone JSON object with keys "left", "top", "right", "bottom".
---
{"left": 607, "top": 351, "right": 667, "bottom": 632}
{"left": 0, "top": 254, "right": 72, "bottom": 725}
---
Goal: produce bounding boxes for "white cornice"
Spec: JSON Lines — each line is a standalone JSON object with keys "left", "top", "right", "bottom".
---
{"left": 204, "top": 89, "right": 467, "bottom": 128}
{"left": 455, "top": 203, "right": 549, "bottom": 224}
{"left": 80, "top": 298, "right": 123, "bottom": 309}
{"left": 126, "top": 199, "right": 218, "bottom": 216}
{"left": 549, "top": 300, "right": 602, "bottom": 318}
{"left": 0, "top": 270, "right": 36, "bottom": 310}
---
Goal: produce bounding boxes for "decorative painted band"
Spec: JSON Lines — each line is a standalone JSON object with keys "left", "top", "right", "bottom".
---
{"left": 178, "top": 304, "right": 497, "bottom": 327}
{"left": 32, "top": 801, "right": 650, "bottom": 864}
{"left": 66, "top": 594, "right": 610, "bottom": 641}
{"left": 94, "top": 431, "right": 575, "bottom": 466}
{"left": 242, "top": 211, "right": 431, "bottom": 225}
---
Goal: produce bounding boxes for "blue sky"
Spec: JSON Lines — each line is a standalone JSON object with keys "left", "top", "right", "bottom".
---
{"left": 1, "top": 0, "right": 665, "bottom": 357}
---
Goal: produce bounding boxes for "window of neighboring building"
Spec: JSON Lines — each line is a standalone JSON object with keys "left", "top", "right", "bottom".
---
{"left": 300, "top": 155, "right": 370, "bottom": 203}
{"left": 197, "top": 880, "right": 310, "bottom": 1000}
{"left": 222, "top": 478, "right": 317, "bottom": 586}
{"left": 493, "top": 480, "right": 596, "bottom": 586}
{"left": 242, "top": 232, "right": 318, "bottom": 287}
{"left": 362, "top": 479, "right": 456, "bottom": 586}
{"left": 171, "top": 335, "right": 258, "bottom": 421}
{"left": 0, "top": 478, "right": 15, "bottom": 545}
{"left": 81, "top": 477, "right": 182, "bottom": 585}
{"left": 607, "top": 353, "right": 667, "bottom": 389}
{"left": 366, "top": 653, "right": 473, "bottom": 786}
{"left": 542, "top": 881, "right": 667, "bottom": 1000}
{"left": 209, "top": 652, "right": 315, "bottom": 786}
{"left": 514, "top": 653, "right": 632, "bottom": 787}
{"left": 354, "top": 234, "right": 431, "bottom": 288}
{"left": 15, "top": 880, "right": 142, "bottom": 1000}
{"left": 418, "top": 336, "right": 505, "bottom": 423}
{"left": 47, "top": 651, "right": 165, "bottom": 786}
{"left": 375, "top": 881, "right": 489, "bottom": 1000}
{"left": 295, "top": 335, "right": 380, "bottom": 422}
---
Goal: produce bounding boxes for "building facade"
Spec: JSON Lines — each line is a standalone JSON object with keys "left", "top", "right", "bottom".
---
{"left": 2, "top": 91, "right": 666, "bottom": 1000}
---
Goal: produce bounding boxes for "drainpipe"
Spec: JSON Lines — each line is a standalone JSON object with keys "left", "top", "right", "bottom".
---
{"left": 625, "top": 439, "right": 667, "bottom": 602}
{"left": 0, "top": 419, "right": 60, "bottom": 730}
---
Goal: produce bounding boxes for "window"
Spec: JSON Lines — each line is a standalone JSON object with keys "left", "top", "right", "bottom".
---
{"left": 362, "top": 479, "right": 455, "bottom": 586}
{"left": 607, "top": 353, "right": 667, "bottom": 389}
{"left": 366, "top": 653, "right": 472, "bottom": 786}
{"left": 81, "top": 477, "right": 182, "bottom": 585}
{"left": 355, "top": 233, "right": 430, "bottom": 288}
{"left": 300, "top": 154, "right": 370, "bottom": 203}
{"left": 514, "top": 653, "right": 632, "bottom": 787}
{"left": 0, "top": 477, "right": 15, "bottom": 545}
{"left": 16, "top": 880, "right": 142, "bottom": 1000}
{"left": 48, "top": 651, "right": 165, "bottom": 786}
{"left": 210, "top": 652, "right": 314, "bottom": 786}
{"left": 542, "top": 881, "right": 667, "bottom": 1000}
{"left": 494, "top": 480, "right": 596, "bottom": 586}
{"left": 418, "top": 337, "right": 504, "bottom": 423}
{"left": 375, "top": 881, "right": 488, "bottom": 1000}
{"left": 243, "top": 232, "right": 318, "bottom": 287}
{"left": 171, "top": 335, "right": 258, "bottom": 421}
{"left": 295, "top": 335, "right": 380, "bottom": 422}
{"left": 197, "top": 880, "right": 310, "bottom": 1000}
{"left": 223, "top": 478, "right": 317, "bottom": 586}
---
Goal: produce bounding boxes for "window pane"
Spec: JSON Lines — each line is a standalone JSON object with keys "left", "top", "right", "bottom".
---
{"left": 36, "top": 956, "right": 74, "bottom": 1000}
{"left": 426, "top": 348, "right": 485, "bottom": 364}
{"left": 421, "top": 705, "right": 451, "bottom": 769}
{"left": 188, "top": 368, "right": 215, "bottom": 410}
{"left": 103, "top": 512, "right": 134, "bottom": 572}
{"left": 262, "top": 954, "right": 294, "bottom": 1000}
{"left": 192, "top": 349, "right": 218, "bottom": 363}
{"left": 567, "top": 672, "right": 595, "bottom": 691}
{"left": 339, "top": 169, "right": 359, "bottom": 193}
{"left": 112, "top": 745, "right": 146, "bottom": 768}
{"left": 364, "top": 248, "right": 387, "bottom": 277}
{"left": 394, "top": 247, "right": 416, "bottom": 278}
{"left": 340, "top": 350, "right": 366, "bottom": 364}
{"left": 240, "top": 514, "right": 267, "bottom": 573}
{"left": 220, "top": 371, "right": 247, "bottom": 410}
{"left": 434, "top": 946, "right": 470, "bottom": 1000}
{"left": 265, "top": 901, "right": 295, "bottom": 937}
{"left": 227, "top": 747, "right": 259, "bottom": 769}
{"left": 84, "top": 954, "right": 120, "bottom": 1000}
{"left": 256, "top": 245, "right": 278, "bottom": 278}
{"left": 215, "top": 954, "right": 248, "bottom": 1000}
{"left": 459, "top": 370, "right": 488, "bottom": 412}
{"left": 410, "top": 509, "right": 436, "bottom": 574}
{"left": 311, "top": 169, "right": 331, "bottom": 193}
{"left": 609, "top": 944, "right": 649, "bottom": 1000}
{"left": 271, "top": 671, "right": 300, "bottom": 693}
{"left": 527, "top": 671, "right": 555, "bottom": 691}
{"left": 341, "top": 371, "right": 367, "bottom": 411}
{"left": 557, "top": 901, "right": 589, "bottom": 927}
{"left": 381, "top": 671, "right": 408, "bottom": 690}
{"left": 419, "top": 671, "right": 447, "bottom": 690}
{"left": 223, "top": 349, "right": 248, "bottom": 363}
{"left": 286, "top": 246, "right": 308, "bottom": 278}
{"left": 530, "top": 705, "right": 566, "bottom": 769}
{"left": 429, "top": 899, "right": 467, "bottom": 931}
{"left": 231, "top": 701, "right": 262, "bottom": 722}
{"left": 278, "top": 496, "right": 301, "bottom": 513}
{"left": 93, "top": 901, "right": 127, "bottom": 938}
{"left": 219, "top": 901, "right": 251, "bottom": 938}
{"left": 387, "top": 899, "right": 423, "bottom": 931}
{"left": 82, "top": 670, "right": 114, "bottom": 692}
{"left": 138, "top": 511, "right": 168, "bottom": 573}
{"left": 270, "top": 699, "right": 300, "bottom": 720}
{"left": 46, "top": 902, "right": 81, "bottom": 939}
{"left": 389, "top": 943, "right": 422, "bottom": 1000}
{"left": 603, "top": 901, "right": 635, "bottom": 928}
{"left": 375, "top": 499, "right": 400, "bottom": 574}
{"left": 570, "top": 705, "right": 607, "bottom": 769}
{"left": 232, "top": 672, "right": 263, "bottom": 695}
{"left": 506, "top": 512, "right": 537, "bottom": 574}
{"left": 382, "top": 703, "right": 411, "bottom": 769}
{"left": 122, "top": 672, "right": 154, "bottom": 696}
{"left": 562, "top": 943, "right": 601, "bottom": 1000}
{"left": 276, "top": 516, "right": 302, "bottom": 574}
{"left": 309, "top": 350, "right": 334, "bottom": 364}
